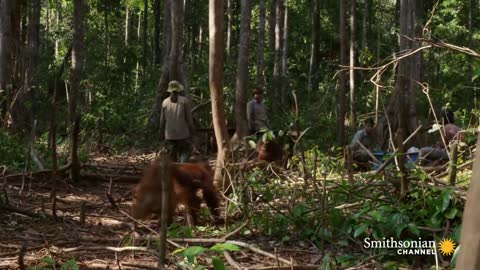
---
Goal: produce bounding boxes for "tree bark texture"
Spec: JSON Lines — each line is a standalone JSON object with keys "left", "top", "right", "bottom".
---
{"left": 349, "top": 0, "right": 356, "bottom": 128}
{"left": 234, "top": 0, "right": 252, "bottom": 140}
{"left": 308, "top": 0, "right": 320, "bottom": 93}
{"left": 337, "top": 0, "right": 347, "bottom": 146}
{"left": 0, "top": 0, "right": 13, "bottom": 126}
{"left": 457, "top": 135, "right": 480, "bottom": 269}
{"left": 69, "top": 0, "right": 85, "bottom": 182}
{"left": 256, "top": 0, "right": 266, "bottom": 86}
{"left": 209, "top": 0, "right": 230, "bottom": 189}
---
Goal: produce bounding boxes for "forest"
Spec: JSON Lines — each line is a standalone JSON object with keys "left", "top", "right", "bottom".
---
{"left": 1, "top": 0, "right": 480, "bottom": 269}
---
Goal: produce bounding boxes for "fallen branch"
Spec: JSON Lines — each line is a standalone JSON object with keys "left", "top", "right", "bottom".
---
{"left": 62, "top": 245, "right": 160, "bottom": 257}
{"left": 119, "top": 209, "right": 182, "bottom": 249}
{"left": 436, "top": 160, "right": 473, "bottom": 178}
{"left": 226, "top": 240, "right": 292, "bottom": 266}
{"left": 251, "top": 265, "right": 320, "bottom": 270}
{"left": 223, "top": 222, "right": 248, "bottom": 240}
{"left": 2, "top": 163, "right": 71, "bottom": 181}
{"left": 120, "top": 263, "right": 160, "bottom": 270}
{"left": 334, "top": 201, "right": 363, "bottom": 210}
{"left": 223, "top": 251, "right": 243, "bottom": 270}
{"left": 0, "top": 203, "right": 48, "bottom": 219}
{"left": 81, "top": 173, "right": 139, "bottom": 183}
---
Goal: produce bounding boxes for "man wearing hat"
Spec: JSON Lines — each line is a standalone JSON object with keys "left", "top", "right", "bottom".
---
{"left": 160, "top": 80, "right": 195, "bottom": 163}
{"left": 246, "top": 87, "right": 270, "bottom": 138}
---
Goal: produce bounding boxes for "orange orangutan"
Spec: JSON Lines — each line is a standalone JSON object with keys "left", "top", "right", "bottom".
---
{"left": 132, "top": 158, "right": 220, "bottom": 225}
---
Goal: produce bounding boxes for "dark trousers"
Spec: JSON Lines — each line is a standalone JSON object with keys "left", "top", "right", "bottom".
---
{"left": 165, "top": 139, "right": 192, "bottom": 163}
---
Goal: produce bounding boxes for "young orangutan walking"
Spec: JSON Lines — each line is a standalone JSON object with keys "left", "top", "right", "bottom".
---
{"left": 132, "top": 157, "right": 220, "bottom": 225}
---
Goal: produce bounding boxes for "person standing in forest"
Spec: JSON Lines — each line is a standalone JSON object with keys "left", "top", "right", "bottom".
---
{"left": 160, "top": 81, "right": 195, "bottom": 163}
{"left": 246, "top": 87, "right": 270, "bottom": 140}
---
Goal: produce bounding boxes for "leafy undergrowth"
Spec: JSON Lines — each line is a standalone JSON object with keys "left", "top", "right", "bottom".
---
{"left": 0, "top": 148, "right": 470, "bottom": 269}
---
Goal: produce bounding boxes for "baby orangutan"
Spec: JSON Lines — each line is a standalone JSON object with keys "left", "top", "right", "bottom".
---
{"left": 132, "top": 157, "right": 220, "bottom": 225}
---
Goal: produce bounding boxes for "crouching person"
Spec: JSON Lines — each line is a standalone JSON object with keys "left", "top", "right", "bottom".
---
{"left": 347, "top": 118, "right": 377, "bottom": 169}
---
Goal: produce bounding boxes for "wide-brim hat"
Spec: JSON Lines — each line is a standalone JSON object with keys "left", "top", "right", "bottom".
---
{"left": 167, "top": 80, "right": 184, "bottom": 93}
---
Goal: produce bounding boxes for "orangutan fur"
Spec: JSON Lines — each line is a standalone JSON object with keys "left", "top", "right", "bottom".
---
{"left": 132, "top": 158, "right": 220, "bottom": 225}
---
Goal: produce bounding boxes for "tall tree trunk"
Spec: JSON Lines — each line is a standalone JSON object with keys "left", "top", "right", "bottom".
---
{"left": 408, "top": 0, "right": 421, "bottom": 136}
{"left": 457, "top": 134, "right": 480, "bottom": 269}
{"left": 4, "top": 0, "right": 24, "bottom": 131}
{"left": 135, "top": 12, "right": 141, "bottom": 91}
{"left": 378, "top": 0, "right": 421, "bottom": 149}
{"left": 149, "top": 0, "right": 172, "bottom": 129}
{"left": 25, "top": 0, "right": 41, "bottom": 125}
{"left": 153, "top": 0, "right": 161, "bottom": 65}
{"left": 268, "top": 0, "right": 276, "bottom": 53}
{"left": 209, "top": 0, "right": 230, "bottom": 189}
{"left": 169, "top": 0, "right": 183, "bottom": 82}
{"left": 376, "top": 0, "right": 422, "bottom": 196}
{"left": 272, "top": 0, "right": 283, "bottom": 110}
{"left": 54, "top": 2, "right": 61, "bottom": 60}
{"left": 226, "top": 0, "right": 232, "bottom": 58}
{"left": 361, "top": 0, "right": 369, "bottom": 50}
{"left": 69, "top": 0, "right": 85, "bottom": 182}
{"left": 256, "top": 0, "right": 266, "bottom": 86}
{"left": 349, "top": 0, "right": 356, "bottom": 128}
{"left": 233, "top": 0, "right": 252, "bottom": 140}
{"left": 168, "top": 0, "right": 187, "bottom": 91}
{"left": 125, "top": 5, "right": 129, "bottom": 46}
{"left": 307, "top": 0, "right": 320, "bottom": 93}
{"left": 281, "top": 2, "right": 288, "bottom": 102}
{"left": 104, "top": 1, "right": 109, "bottom": 70}
{"left": 122, "top": 5, "right": 129, "bottom": 92}
{"left": 0, "top": 0, "right": 13, "bottom": 126}
{"left": 149, "top": 0, "right": 188, "bottom": 130}
{"left": 337, "top": 0, "right": 347, "bottom": 146}
{"left": 142, "top": 0, "right": 148, "bottom": 85}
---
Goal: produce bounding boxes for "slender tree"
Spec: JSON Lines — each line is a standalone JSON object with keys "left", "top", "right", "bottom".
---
{"left": 0, "top": 0, "right": 13, "bottom": 126}
{"left": 268, "top": 0, "right": 276, "bottom": 53}
{"left": 142, "top": 0, "right": 148, "bottom": 84}
{"left": 337, "top": 0, "right": 347, "bottom": 145}
{"left": 281, "top": 2, "right": 288, "bottom": 101}
{"left": 209, "top": 0, "right": 230, "bottom": 189}
{"left": 226, "top": 0, "right": 232, "bottom": 58}
{"left": 153, "top": 0, "right": 161, "bottom": 65}
{"left": 69, "top": 0, "right": 85, "bottom": 182}
{"left": 256, "top": 0, "right": 266, "bottom": 86}
{"left": 307, "top": 0, "right": 320, "bottom": 93}
{"left": 349, "top": 0, "right": 356, "bottom": 128}
{"left": 25, "top": 0, "right": 41, "bottom": 127}
{"left": 272, "top": 0, "right": 284, "bottom": 109}
{"left": 233, "top": 0, "right": 252, "bottom": 140}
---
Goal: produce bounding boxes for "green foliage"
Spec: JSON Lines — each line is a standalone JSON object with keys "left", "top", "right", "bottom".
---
{"left": 173, "top": 242, "right": 240, "bottom": 270}
{"left": 0, "top": 131, "right": 26, "bottom": 168}
{"left": 240, "top": 149, "right": 464, "bottom": 267}
{"left": 28, "top": 257, "right": 79, "bottom": 270}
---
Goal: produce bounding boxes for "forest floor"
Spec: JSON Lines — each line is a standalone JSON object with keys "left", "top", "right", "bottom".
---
{"left": 0, "top": 151, "right": 327, "bottom": 270}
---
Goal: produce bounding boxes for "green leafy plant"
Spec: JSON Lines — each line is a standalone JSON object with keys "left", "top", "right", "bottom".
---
{"left": 28, "top": 257, "right": 79, "bottom": 270}
{"left": 173, "top": 242, "right": 240, "bottom": 270}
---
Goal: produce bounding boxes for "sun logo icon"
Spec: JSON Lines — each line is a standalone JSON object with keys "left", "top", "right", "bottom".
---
{"left": 439, "top": 238, "right": 456, "bottom": 256}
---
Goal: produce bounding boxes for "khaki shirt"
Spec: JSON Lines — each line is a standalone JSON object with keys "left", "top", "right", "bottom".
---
{"left": 160, "top": 95, "right": 194, "bottom": 140}
{"left": 246, "top": 99, "right": 269, "bottom": 132}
